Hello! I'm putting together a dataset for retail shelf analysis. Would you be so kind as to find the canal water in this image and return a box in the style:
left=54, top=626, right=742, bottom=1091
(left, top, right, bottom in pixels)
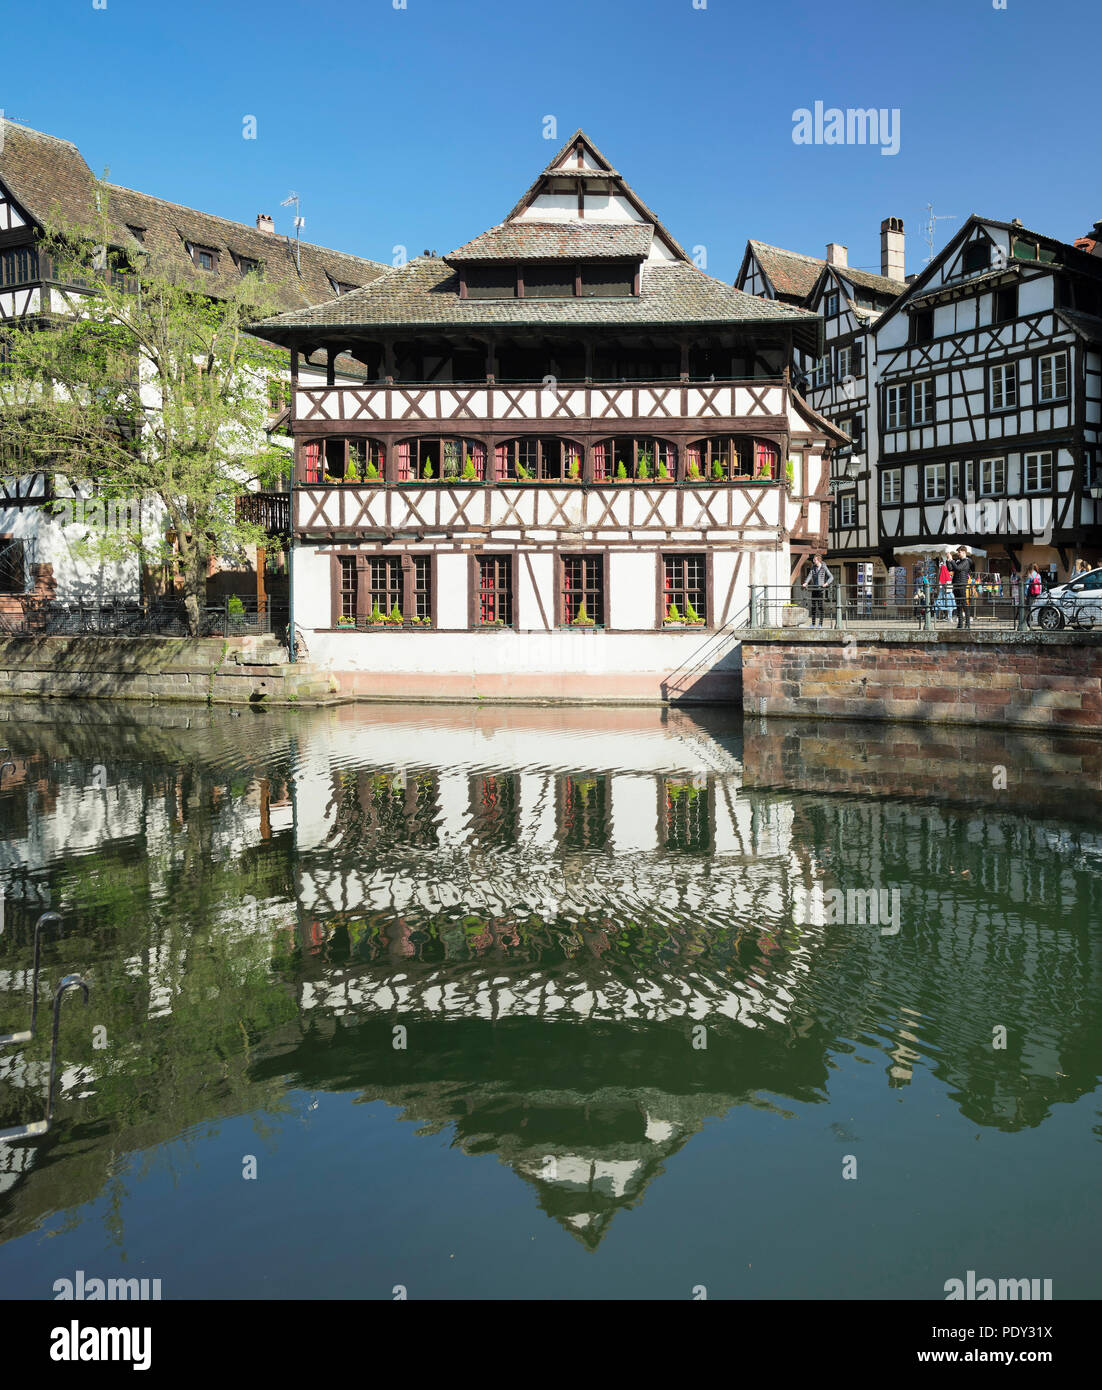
left=0, top=699, right=1098, bottom=1300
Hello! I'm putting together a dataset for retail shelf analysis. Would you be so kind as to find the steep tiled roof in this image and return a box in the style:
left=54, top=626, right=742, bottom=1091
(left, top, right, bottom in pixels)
left=834, top=264, right=907, bottom=299
left=0, top=119, right=387, bottom=315
left=749, top=241, right=824, bottom=300
left=250, top=255, right=822, bottom=354
left=446, top=221, right=652, bottom=262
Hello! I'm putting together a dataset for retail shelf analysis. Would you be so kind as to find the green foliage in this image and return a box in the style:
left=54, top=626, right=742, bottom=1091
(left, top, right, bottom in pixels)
left=346, top=448, right=361, bottom=483
left=685, top=600, right=703, bottom=624
left=442, top=440, right=459, bottom=478
left=462, top=454, right=476, bottom=480
left=515, top=460, right=530, bottom=480
left=637, top=451, right=651, bottom=479
left=227, top=595, right=245, bottom=619
left=365, top=458, right=379, bottom=479
left=658, top=458, right=669, bottom=480
left=572, top=598, right=594, bottom=625
left=370, top=601, right=384, bottom=623
left=667, top=602, right=682, bottom=621
left=712, top=458, right=724, bottom=480
left=0, top=178, right=288, bottom=634
left=422, top=458, right=434, bottom=479
left=688, top=461, right=702, bottom=480
left=616, top=459, right=628, bottom=480
left=568, top=454, right=580, bottom=479
left=785, top=459, right=795, bottom=484
left=389, top=602, right=402, bottom=624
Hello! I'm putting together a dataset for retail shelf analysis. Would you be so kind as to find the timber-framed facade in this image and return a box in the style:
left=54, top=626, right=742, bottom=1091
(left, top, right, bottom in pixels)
left=254, top=131, right=843, bottom=700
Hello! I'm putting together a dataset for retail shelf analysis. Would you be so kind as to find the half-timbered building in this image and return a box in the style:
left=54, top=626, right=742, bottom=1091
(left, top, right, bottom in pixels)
left=0, top=119, right=386, bottom=622
left=738, top=221, right=907, bottom=591
left=252, top=131, right=842, bottom=700
left=873, top=216, right=1102, bottom=582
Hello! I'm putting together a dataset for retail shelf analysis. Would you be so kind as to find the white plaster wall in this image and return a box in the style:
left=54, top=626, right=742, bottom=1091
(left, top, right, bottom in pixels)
left=609, top=551, right=657, bottom=629
left=292, top=545, right=333, bottom=629
left=309, top=628, right=739, bottom=679
left=517, top=550, right=554, bottom=630
left=436, top=553, right=468, bottom=629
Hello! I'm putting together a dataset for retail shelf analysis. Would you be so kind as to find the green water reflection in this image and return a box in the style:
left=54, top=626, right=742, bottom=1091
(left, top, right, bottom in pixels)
left=0, top=701, right=1098, bottom=1297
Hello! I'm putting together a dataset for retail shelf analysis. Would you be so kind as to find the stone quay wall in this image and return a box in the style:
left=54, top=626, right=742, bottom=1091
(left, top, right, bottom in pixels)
left=0, top=635, right=338, bottom=705
left=740, top=630, right=1102, bottom=735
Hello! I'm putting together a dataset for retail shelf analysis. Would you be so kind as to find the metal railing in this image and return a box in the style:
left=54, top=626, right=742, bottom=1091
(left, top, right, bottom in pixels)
left=745, top=582, right=1085, bottom=633
left=3, top=597, right=288, bottom=640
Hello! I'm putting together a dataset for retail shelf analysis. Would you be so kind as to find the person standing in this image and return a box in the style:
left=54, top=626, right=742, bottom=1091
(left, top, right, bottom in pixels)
left=949, top=547, right=974, bottom=628
left=1026, top=564, right=1043, bottom=603
left=802, top=553, right=834, bottom=627
left=937, top=554, right=955, bottom=622
left=1009, top=569, right=1020, bottom=614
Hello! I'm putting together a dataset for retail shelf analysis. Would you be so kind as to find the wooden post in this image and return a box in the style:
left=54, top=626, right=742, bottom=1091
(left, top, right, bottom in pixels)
left=256, top=545, right=267, bottom=611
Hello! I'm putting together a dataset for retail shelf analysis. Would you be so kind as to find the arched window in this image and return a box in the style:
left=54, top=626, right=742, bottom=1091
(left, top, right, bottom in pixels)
left=593, top=437, right=676, bottom=482
left=685, top=437, right=751, bottom=482
left=754, top=440, right=780, bottom=479
left=397, top=437, right=486, bottom=482
left=304, top=438, right=385, bottom=483
left=495, top=437, right=583, bottom=482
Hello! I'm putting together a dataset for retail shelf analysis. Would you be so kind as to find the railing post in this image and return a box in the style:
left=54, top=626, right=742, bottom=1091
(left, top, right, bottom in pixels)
left=749, top=584, right=758, bottom=629
left=1018, top=586, right=1029, bottom=633
left=833, top=583, right=842, bottom=630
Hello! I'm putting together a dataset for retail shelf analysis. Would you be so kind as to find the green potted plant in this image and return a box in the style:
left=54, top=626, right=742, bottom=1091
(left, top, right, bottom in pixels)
left=515, top=460, right=531, bottom=481
left=616, top=459, right=628, bottom=481
left=388, top=602, right=403, bottom=624
left=568, top=455, right=581, bottom=481
left=685, top=600, right=704, bottom=625
left=785, top=459, right=794, bottom=489
left=571, top=598, right=595, bottom=626
left=421, top=458, right=434, bottom=480
left=462, top=454, right=477, bottom=481
left=346, top=447, right=362, bottom=483
left=369, top=600, right=385, bottom=625
left=711, top=458, right=724, bottom=481
left=637, top=451, right=651, bottom=481
left=365, top=458, right=379, bottom=480
left=665, top=601, right=683, bottom=626
left=657, top=458, right=670, bottom=481
left=687, top=460, right=702, bottom=481
left=337, top=614, right=355, bottom=628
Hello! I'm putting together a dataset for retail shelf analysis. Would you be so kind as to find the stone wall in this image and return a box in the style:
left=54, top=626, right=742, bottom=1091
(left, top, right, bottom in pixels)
left=741, top=630, right=1102, bottom=734
left=0, top=635, right=338, bottom=705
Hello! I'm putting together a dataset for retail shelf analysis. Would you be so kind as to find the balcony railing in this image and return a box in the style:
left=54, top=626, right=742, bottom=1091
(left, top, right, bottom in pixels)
left=236, top=492, right=290, bottom=535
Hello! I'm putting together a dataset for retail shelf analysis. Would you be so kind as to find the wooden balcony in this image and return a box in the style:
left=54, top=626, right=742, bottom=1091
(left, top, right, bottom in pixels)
left=236, top=492, right=290, bottom=536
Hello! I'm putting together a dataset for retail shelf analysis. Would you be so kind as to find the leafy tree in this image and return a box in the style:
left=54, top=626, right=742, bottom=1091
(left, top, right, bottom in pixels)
left=0, top=181, right=288, bottom=634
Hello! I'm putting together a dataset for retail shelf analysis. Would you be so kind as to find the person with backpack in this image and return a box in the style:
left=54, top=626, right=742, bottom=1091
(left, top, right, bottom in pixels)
left=802, top=553, right=834, bottom=627
left=1026, top=565, right=1043, bottom=605
left=949, top=547, right=974, bottom=629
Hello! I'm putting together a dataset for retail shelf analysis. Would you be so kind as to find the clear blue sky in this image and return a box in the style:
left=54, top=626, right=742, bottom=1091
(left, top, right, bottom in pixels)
left=4, top=0, right=1098, bottom=281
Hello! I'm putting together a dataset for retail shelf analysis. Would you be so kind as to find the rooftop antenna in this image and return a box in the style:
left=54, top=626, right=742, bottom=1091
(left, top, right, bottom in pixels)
left=280, top=192, right=304, bottom=274
left=921, top=203, right=956, bottom=265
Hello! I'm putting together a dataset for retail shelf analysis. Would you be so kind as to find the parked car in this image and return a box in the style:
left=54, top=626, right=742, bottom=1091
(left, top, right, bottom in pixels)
left=1031, top=567, right=1102, bottom=630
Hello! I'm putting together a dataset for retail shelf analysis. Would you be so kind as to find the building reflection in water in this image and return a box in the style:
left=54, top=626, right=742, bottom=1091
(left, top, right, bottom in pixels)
left=0, top=701, right=1099, bottom=1250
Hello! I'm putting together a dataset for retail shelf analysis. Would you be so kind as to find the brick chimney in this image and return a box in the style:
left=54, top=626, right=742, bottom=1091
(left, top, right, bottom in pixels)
left=256, top=213, right=275, bottom=235
left=826, top=242, right=848, bottom=267
left=881, top=217, right=904, bottom=280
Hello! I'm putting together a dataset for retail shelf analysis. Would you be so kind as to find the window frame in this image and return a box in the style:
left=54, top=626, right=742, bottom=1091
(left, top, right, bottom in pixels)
left=1036, top=351, right=1069, bottom=404
left=885, top=384, right=908, bottom=430
left=989, top=362, right=1018, bottom=413
left=837, top=492, right=857, bottom=528
left=911, top=378, right=935, bottom=426
left=471, top=553, right=516, bottom=628
left=329, top=550, right=436, bottom=628
left=659, top=552, right=710, bottom=627
left=881, top=468, right=902, bottom=505
left=978, top=456, right=1007, bottom=497
left=1023, top=451, right=1053, bottom=494
left=924, top=462, right=947, bottom=501
left=556, top=551, right=608, bottom=628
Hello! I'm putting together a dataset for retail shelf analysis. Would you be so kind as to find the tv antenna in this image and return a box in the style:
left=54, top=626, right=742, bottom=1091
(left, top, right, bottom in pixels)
left=280, top=192, right=305, bottom=274
left=922, top=203, right=956, bottom=265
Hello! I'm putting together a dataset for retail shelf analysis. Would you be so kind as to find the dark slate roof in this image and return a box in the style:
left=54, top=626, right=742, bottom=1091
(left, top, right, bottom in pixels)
left=748, top=241, right=825, bottom=300
left=446, top=220, right=652, bottom=263
left=250, top=256, right=820, bottom=339
left=0, top=119, right=388, bottom=314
